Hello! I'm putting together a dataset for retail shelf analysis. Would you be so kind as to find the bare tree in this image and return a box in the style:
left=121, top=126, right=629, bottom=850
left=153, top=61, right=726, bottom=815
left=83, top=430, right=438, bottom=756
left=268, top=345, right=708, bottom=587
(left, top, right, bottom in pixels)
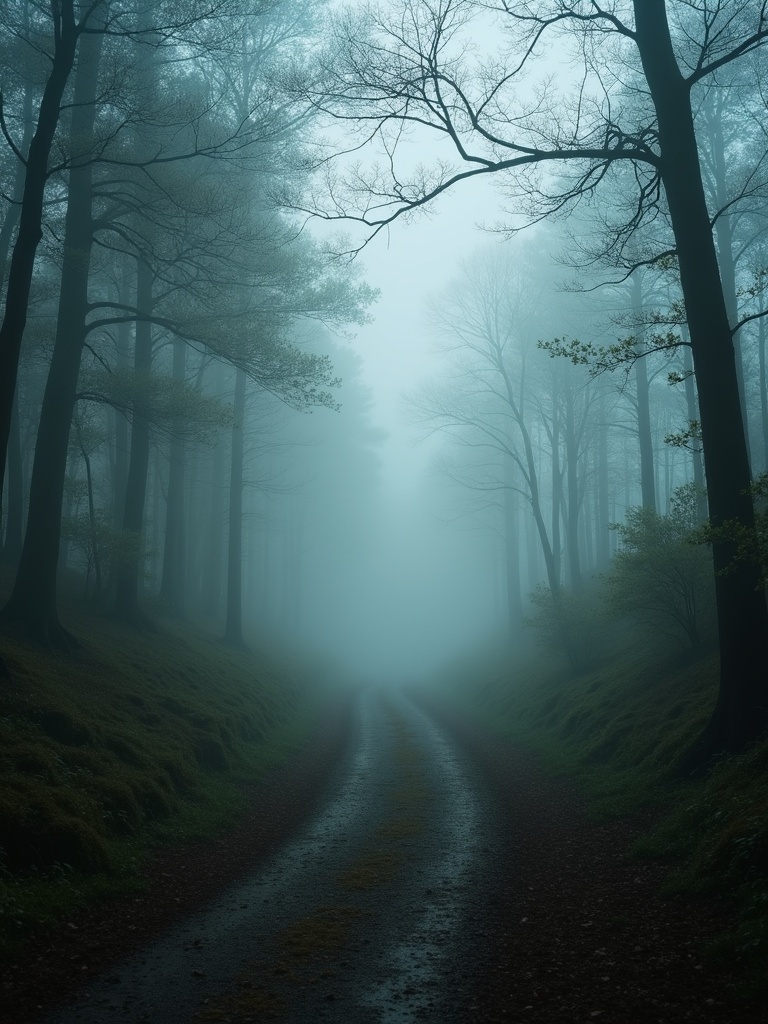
left=307, top=0, right=768, bottom=760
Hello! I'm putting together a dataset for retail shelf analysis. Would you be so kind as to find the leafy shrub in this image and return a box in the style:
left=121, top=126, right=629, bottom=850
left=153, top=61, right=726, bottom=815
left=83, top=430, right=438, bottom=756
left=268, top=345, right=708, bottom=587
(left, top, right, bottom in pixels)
left=525, top=582, right=606, bottom=672
left=604, top=485, right=715, bottom=652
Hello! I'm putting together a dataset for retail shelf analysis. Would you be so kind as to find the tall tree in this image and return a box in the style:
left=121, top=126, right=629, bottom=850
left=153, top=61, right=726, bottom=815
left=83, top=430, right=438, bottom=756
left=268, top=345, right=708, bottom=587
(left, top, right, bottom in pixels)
left=311, top=0, right=768, bottom=758
left=0, top=0, right=85, bottom=504
left=3, top=10, right=106, bottom=642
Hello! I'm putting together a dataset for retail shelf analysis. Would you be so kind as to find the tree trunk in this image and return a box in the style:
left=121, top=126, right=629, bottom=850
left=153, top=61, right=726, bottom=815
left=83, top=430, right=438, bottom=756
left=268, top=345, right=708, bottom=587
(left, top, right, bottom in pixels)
left=114, top=258, right=154, bottom=626
left=80, top=441, right=102, bottom=598
left=201, top=364, right=227, bottom=619
left=631, top=272, right=657, bottom=511
left=2, top=20, right=103, bottom=645
left=706, top=93, right=751, bottom=468
left=596, top=391, right=611, bottom=570
left=634, top=0, right=768, bottom=758
left=112, top=263, right=132, bottom=528
left=159, top=338, right=186, bottom=614
left=549, top=384, right=562, bottom=585
left=757, top=289, right=768, bottom=473
left=0, top=54, right=33, bottom=562
left=2, top=394, right=24, bottom=565
left=682, top=341, right=708, bottom=522
left=504, top=455, right=523, bottom=641
left=223, top=367, right=247, bottom=647
left=563, top=385, right=584, bottom=590
left=0, top=1, right=79, bottom=499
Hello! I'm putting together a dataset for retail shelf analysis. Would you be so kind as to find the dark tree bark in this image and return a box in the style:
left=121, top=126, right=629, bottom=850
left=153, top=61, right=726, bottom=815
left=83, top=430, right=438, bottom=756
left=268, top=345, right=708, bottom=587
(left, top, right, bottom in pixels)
left=682, top=341, right=708, bottom=522
left=2, top=395, right=24, bottom=565
left=634, top=0, right=768, bottom=758
left=702, top=91, right=751, bottom=467
left=159, top=338, right=186, bottom=614
left=2, top=89, right=34, bottom=561
left=759, top=309, right=768, bottom=473
left=2, top=19, right=103, bottom=644
left=0, top=0, right=80, bottom=500
left=223, top=366, right=247, bottom=647
left=79, top=433, right=102, bottom=598
left=113, top=258, right=154, bottom=626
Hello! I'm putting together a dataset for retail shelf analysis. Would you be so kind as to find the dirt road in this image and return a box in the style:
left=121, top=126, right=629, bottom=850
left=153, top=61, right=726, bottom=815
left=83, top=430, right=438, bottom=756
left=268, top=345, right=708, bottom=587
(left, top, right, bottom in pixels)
left=20, top=686, right=768, bottom=1024
left=46, top=689, right=502, bottom=1023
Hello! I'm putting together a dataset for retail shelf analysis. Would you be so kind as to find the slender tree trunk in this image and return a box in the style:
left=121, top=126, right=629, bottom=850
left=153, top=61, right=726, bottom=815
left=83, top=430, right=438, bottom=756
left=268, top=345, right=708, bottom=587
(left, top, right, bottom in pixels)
left=504, top=455, right=523, bottom=641
left=114, top=258, right=154, bottom=625
left=715, top=213, right=750, bottom=467
left=582, top=484, right=593, bottom=576
left=707, top=95, right=751, bottom=468
left=682, top=341, right=708, bottom=522
left=549, top=384, right=562, bottom=585
left=596, top=392, right=611, bottom=570
left=159, top=338, right=186, bottom=614
left=563, top=386, right=583, bottom=590
left=202, top=365, right=227, bottom=619
left=631, top=272, right=657, bottom=511
left=498, top=355, right=559, bottom=595
left=0, top=0, right=80, bottom=499
left=80, top=441, right=101, bottom=598
left=2, top=395, right=24, bottom=565
left=0, top=52, right=33, bottom=565
left=759, top=314, right=768, bottom=474
left=112, top=264, right=132, bottom=527
left=2, top=20, right=104, bottom=644
left=223, top=367, right=247, bottom=646
left=635, top=0, right=768, bottom=758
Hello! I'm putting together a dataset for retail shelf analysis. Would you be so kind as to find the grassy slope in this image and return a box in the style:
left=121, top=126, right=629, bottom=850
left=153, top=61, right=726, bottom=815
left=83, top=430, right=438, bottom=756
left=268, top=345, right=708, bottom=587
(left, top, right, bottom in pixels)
left=429, top=637, right=768, bottom=991
left=0, top=599, right=342, bottom=957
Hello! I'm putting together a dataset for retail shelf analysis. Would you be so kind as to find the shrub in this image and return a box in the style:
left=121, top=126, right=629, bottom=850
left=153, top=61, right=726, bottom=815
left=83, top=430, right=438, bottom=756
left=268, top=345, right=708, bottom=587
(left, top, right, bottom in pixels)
left=604, top=485, right=715, bottom=652
left=525, top=582, right=606, bottom=673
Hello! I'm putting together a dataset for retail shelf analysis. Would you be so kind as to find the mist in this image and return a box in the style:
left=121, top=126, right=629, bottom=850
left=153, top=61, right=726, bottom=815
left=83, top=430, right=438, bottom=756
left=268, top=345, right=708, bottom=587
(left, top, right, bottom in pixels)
left=3, top=0, right=761, bottom=693
left=2, top=4, right=768, bottom=1020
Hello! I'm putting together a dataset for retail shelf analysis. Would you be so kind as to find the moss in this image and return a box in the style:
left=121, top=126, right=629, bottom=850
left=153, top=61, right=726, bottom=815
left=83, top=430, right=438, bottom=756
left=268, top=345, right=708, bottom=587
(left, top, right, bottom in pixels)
left=36, top=710, right=93, bottom=747
left=131, top=777, right=176, bottom=820
left=91, top=778, right=143, bottom=835
left=0, top=789, right=111, bottom=873
left=105, top=735, right=146, bottom=767
left=193, top=735, right=229, bottom=771
left=431, top=641, right=768, bottom=992
left=0, top=588, right=347, bottom=955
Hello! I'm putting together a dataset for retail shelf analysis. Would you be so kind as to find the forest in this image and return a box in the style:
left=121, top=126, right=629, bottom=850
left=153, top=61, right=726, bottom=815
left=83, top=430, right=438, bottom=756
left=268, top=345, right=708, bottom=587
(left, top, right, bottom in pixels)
left=1, top=2, right=768, bottom=1022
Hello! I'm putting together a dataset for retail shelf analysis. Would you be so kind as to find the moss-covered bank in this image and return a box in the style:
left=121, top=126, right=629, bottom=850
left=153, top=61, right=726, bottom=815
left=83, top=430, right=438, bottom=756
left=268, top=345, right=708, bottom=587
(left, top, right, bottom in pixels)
left=0, top=602, right=342, bottom=957
left=425, top=639, right=768, bottom=993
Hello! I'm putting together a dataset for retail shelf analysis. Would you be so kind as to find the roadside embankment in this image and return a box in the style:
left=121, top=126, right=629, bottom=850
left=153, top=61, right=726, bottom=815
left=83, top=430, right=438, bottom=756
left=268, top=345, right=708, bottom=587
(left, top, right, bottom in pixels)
left=0, top=601, right=355, bottom=1021
left=415, top=640, right=768, bottom=1000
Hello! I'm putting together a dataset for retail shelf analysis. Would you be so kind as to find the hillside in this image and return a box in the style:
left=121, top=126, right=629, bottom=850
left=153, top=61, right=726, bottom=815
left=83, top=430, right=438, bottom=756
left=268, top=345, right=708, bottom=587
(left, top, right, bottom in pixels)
left=426, top=638, right=768, bottom=993
left=0, top=590, right=345, bottom=959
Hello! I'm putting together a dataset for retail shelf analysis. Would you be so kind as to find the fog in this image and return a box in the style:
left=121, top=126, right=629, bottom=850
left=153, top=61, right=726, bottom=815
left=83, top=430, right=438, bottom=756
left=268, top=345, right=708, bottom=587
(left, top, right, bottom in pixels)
left=0, top=0, right=766, bottom=712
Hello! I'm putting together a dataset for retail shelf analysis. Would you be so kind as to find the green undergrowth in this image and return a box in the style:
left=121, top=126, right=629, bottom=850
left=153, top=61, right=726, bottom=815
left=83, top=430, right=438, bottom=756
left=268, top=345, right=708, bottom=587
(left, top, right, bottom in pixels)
left=427, top=637, right=768, bottom=994
left=0, top=599, right=342, bottom=958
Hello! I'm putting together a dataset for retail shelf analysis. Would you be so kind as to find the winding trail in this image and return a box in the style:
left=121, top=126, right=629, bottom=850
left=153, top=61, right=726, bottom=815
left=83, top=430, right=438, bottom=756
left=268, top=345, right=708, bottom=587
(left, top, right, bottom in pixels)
left=29, top=686, right=768, bottom=1024
left=48, top=689, right=500, bottom=1024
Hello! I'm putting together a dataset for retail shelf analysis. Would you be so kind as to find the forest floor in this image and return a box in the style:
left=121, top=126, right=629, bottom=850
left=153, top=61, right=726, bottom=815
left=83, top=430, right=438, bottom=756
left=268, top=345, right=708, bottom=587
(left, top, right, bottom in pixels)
left=4, top=686, right=766, bottom=1024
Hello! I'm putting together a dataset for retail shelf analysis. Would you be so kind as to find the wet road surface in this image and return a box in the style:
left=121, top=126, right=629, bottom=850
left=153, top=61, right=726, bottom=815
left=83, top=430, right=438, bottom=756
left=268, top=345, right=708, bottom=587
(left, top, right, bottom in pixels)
left=49, top=688, right=502, bottom=1024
